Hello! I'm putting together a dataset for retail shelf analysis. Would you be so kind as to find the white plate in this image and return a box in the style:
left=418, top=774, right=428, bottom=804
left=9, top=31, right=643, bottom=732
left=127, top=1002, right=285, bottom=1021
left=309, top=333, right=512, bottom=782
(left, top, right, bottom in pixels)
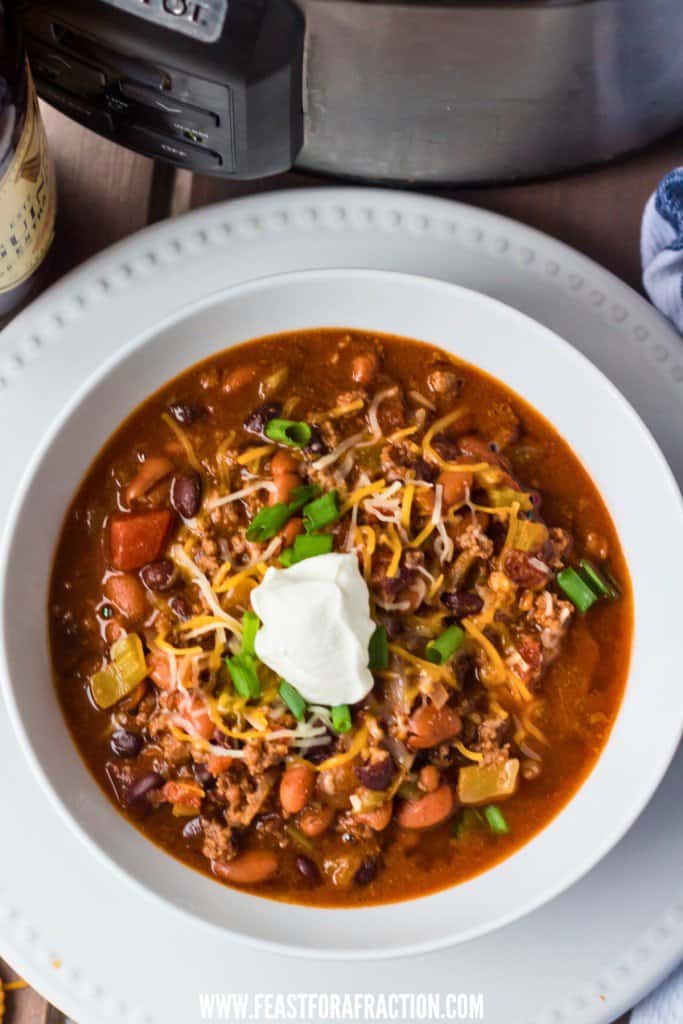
left=0, top=189, right=681, bottom=1022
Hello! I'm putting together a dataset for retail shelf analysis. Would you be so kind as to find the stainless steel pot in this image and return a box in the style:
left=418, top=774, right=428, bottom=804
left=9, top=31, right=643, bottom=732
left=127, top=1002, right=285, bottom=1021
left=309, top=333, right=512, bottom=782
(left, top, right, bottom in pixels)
left=297, top=0, right=683, bottom=183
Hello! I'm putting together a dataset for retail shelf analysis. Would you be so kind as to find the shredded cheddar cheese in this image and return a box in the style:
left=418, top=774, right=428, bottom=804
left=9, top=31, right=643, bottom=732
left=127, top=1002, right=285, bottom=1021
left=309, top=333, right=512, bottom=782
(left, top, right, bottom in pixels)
left=454, top=741, right=484, bottom=762
left=316, top=724, right=368, bottom=772
left=236, top=444, right=276, bottom=466
left=381, top=523, right=402, bottom=578
left=401, top=484, right=415, bottom=529
left=161, top=411, right=202, bottom=472
left=340, top=478, right=387, bottom=515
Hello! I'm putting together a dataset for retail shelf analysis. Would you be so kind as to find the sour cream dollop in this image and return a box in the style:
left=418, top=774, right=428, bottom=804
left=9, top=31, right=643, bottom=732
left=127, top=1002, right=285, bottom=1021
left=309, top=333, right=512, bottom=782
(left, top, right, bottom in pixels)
left=251, top=552, right=375, bottom=706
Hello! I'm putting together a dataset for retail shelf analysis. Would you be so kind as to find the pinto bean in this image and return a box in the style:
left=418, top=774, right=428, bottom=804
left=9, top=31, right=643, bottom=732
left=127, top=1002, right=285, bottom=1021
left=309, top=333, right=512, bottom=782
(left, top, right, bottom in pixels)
left=222, top=364, right=258, bottom=395
left=212, top=849, right=279, bottom=885
left=279, top=763, right=315, bottom=815
left=270, top=472, right=299, bottom=505
left=125, top=456, right=173, bottom=504
left=357, top=800, right=393, bottom=832
left=418, top=765, right=441, bottom=793
left=457, top=434, right=500, bottom=465
left=351, top=351, right=379, bottom=386
left=298, top=802, right=335, bottom=837
left=437, top=468, right=473, bottom=509
left=407, top=703, right=462, bottom=750
left=104, top=573, right=148, bottom=623
left=281, top=517, right=304, bottom=547
left=427, top=364, right=462, bottom=397
left=271, top=450, right=300, bottom=476
left=147, top=649, right=173, bottom=691
left=585, top=530, right=609, bottom=561
left=396, top=784, right=454, bottom=830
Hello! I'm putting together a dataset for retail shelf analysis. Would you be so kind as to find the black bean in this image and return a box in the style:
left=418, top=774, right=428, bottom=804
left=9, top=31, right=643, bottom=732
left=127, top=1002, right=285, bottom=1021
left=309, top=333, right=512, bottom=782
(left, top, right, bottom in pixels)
left=441, top=591, right=484, bottom=616
left=110, top=729, right=143, bottom=759
left=304, top=426, right=326, bottom=456
left=431, top=434, right=459, bottom=460
left=125, top=771, right=164, bottom=806
left=182, top=816, right=204, bottom=840
left=171, top=471, right=202, bottom=519
left=354, top=856, right=378, bottom=886
left=414, top=458, right=436, bottom=483
left=168, top=402, right=200, bottom=426
left=169, top=594, right=191, bottom=621
left=295, top=855, right=320, bottom=883
left=140, top=558, right=175, bottom=592
left=355, top=754, right=395, bottom=791
left=193, top=762, right=215, bottom=790
left=303, top=735, right=333, bottom=765
left=244, top=402, right=282, bottom=436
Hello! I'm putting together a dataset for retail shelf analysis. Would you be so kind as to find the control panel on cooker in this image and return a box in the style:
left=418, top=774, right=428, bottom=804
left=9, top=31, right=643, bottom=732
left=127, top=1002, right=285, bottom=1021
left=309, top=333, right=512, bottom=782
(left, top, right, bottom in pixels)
left=18, top=0, right=304, bottom=178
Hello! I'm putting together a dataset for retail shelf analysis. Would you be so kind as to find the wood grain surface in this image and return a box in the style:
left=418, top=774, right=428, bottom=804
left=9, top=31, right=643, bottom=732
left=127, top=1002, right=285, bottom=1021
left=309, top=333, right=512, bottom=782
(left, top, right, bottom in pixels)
left=4, top=109, right=681, bottom=1024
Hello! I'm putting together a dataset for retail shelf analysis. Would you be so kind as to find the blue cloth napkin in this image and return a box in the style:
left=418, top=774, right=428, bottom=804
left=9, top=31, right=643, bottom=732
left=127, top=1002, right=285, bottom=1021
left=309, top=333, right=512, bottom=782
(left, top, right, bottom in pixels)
left=633, top=168, right=683, bottom=1022
left=641, top=168, right=683, bottom=332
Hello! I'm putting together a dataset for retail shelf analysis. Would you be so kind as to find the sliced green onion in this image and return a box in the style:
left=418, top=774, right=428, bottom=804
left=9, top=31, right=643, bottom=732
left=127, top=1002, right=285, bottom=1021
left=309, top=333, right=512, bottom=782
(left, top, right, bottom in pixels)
left=278, top=547, right=296, bottom=568
left=288, top=483, right=321, bottom=512
left=452, top=807, right=484, bottom=839
left=226, top=653, right=261, bottom=700
left=368, top=625, right=389, bottom=671
left=425, top=624, right=465, bottom=665
left=483, top=804, right=509, bottom=836
left=303, top=490, right=340, bottom=533
left=556, top=566, right=598, bottom=613
left=279, top=679, right=307, bottom=721
left=332, top=704, right=352, bottom=734
left=579, top=559, right=620, bottom=600
left=246, top=502, right=290, bottom=542
left=280, top=533, right=334, bottom=566
left=284, top=822, right=315, bottom=854
left=241, top=610, right=260, bottom=656
left=264, top=418, right=312, bottom=448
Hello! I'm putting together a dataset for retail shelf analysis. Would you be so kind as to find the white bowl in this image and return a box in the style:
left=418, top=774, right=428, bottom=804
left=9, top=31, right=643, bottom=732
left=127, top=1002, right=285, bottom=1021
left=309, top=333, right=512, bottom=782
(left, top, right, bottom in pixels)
left=1, top=269, right=682, bottom=959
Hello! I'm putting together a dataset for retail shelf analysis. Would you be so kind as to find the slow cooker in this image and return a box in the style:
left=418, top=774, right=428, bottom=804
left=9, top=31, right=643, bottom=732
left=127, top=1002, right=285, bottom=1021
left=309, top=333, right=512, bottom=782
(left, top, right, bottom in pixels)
left=18, top=0, right=683, bottom=184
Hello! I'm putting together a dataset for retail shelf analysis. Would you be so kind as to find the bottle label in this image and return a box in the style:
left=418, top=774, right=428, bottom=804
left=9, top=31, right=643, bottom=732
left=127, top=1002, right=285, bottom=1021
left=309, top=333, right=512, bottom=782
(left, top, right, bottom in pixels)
left=0, top=65, right=56, bottom=294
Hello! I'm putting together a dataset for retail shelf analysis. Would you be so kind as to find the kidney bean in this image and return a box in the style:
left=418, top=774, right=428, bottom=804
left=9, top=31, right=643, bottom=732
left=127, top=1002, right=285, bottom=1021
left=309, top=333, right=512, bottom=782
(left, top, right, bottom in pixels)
left=298, top=803, right=335, bottom=837
left=441, top=590, right=484, bottom=617
left=110, top=729, right=143, bottom=759
left=355, top=754, right=395, bottom=791
left=418, top=765, right=441, bottom=793
left=407, top=703, right=461, bottom=750
left=354, top=856, right=379, bottom=886
left=396, top=785, right=454, bottom=830
left=212, top=849, right=279, bottom=885
left=244, top=402, right=282, bottom=436
left=182, top=816, right=204, bottom=840
left=296, top=855, right=320, bottom=884
left=140, top=558, right=176, bottom=592
left=125, top=771, right=164, bottom=807
left=280, top=763, right=315, bottom=815
left=171, top=472, right=202, bottom=519
left=169, top=594, right=191, bottom=621
left=167, top=402, right=201, bottom=426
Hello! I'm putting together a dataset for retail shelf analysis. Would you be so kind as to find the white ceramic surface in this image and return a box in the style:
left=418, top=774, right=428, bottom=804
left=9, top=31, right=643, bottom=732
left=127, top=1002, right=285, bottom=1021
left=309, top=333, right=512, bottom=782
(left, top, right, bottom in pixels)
left=0, top=189, right=681, bottom=1023
left=2, top=267, right=682, bottom=961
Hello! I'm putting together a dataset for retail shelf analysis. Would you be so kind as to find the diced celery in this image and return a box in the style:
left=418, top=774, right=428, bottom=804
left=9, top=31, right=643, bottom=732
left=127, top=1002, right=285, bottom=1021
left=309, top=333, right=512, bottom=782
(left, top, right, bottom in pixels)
left=457, top=758, right=519, bottom=806
left=90, top=633, right=147, bottom=709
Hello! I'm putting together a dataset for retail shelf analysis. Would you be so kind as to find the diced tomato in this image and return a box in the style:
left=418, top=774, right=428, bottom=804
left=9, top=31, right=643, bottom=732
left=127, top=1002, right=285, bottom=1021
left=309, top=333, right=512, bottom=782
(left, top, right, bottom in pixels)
left=207, top=753, right=234, bottom=776
left=161, top=780, right=204, bottom=810
left=178, top=692, right=214, bottom=740
left=109, top=509, right=174, bottom=571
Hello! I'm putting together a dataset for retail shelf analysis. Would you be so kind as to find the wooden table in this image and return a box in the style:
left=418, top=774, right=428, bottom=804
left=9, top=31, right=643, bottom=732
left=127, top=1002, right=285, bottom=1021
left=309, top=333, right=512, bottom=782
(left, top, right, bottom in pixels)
left=4, top=104, right=683, bottom=1024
